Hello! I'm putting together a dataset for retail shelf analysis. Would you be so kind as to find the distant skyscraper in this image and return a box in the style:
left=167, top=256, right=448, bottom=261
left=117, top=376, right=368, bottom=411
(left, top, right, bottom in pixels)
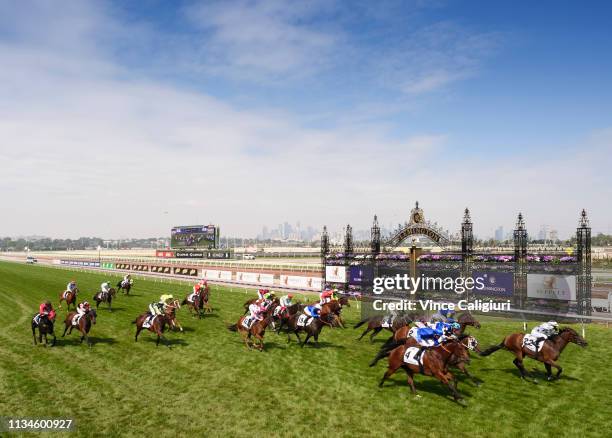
left=495, top=226, right=504, bottom=242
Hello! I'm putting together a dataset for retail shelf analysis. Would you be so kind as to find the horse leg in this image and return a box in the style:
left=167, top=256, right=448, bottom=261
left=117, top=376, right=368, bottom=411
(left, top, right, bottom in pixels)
left=549, top=360, right=563, bottom=379
left=62, top=324, right=69, bottom=337
left=358, top=327, right=372, bottom=341
left=314, top=331, right=319, bottom=347
left=370, top=327, right=383, bottom=342
left=32, top=325, right=37, bottom=345
left=135, top=326, right=142, bottom=341
left=402, top=366, right=418, bottom=395
left=108, top=296, right=112, bottom=311
left=51, top=333, right=56, bottom=347
left=301, top=333, right=312, bottom=347
left=379, top=365, right=399, bottom=388
left=458, top=362, right=481, bottom=386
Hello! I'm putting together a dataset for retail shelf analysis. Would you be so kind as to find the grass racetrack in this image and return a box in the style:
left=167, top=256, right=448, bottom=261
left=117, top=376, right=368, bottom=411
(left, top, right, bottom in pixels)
left=1, top=260, right=611, bottom=437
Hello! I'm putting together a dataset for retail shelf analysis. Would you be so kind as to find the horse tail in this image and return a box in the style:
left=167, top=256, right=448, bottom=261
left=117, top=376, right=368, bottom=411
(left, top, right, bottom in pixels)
left=353, top=317, right=371, bottom=329
left=370, top=338, right=404, bottom=367
left=480, top=340, right=505, bottom=356
left=227, top=323, right=238, bottom=332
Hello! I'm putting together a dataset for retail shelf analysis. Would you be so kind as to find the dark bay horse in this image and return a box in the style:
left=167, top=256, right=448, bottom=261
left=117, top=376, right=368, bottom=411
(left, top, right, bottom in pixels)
left=228, top=305, right=277, bottom=351
left=182, top=290, right=211, bottom=318
left=32, top=314, right=56, bottom=346
left=58, top=288, right=79, bottom=310
left=374, top=339, right=470, bottom=402
left=62, top=310, right=97, bottom=347
left=116, top=280, right=132, bottom=295
left=389, top=312, right=481, bottom=346
left=133, top=313, right=170, bottom=347
left=480, top=327, right=587, bottom=381
left=93, top=288, right=116, bottom=311
left=281, top=311, right=333, bottom=347
left=354, top=315, right=412, bottom=342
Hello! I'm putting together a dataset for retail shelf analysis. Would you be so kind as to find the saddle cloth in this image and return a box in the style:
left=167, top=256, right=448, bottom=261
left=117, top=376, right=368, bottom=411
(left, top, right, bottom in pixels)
left=33, top=314, right=41, bottom=325
left=72, top=313, right=84, bottom=326
left=63, top=291, right=72, bottom=299
left=273, top=306, right=282, bottom=317
left=403, top=346, right=425, bottom=366
left=242, top=316, right=256, bottom=329
left=143, top=315, right=158, bottom=329
left=522, top=334, right=545, bottom=352
left=97, top=291, right=108, bottom=301
left=187, top=293, right=197, bottom=303
left=297, top=314, right=313, bottom=327
left=381, top=316, right=395, bottom=328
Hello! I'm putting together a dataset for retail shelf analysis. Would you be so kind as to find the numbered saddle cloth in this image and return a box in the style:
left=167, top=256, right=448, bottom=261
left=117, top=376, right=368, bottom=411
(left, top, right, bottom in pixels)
left=297, top=314, right=313, bottom=327
left=242, top=316, right=256, bottom=329
left=72, top=314, right=84, bottom=326
left=522, top=334, right=545, bottom=352
left=187, top=293, right=197, bottom=303
left=381, top=316, right=395, bottom=328
left=142, top=315, right=157, bottom=329
left=62, top=291, right=72, bottom=299
left=273, top=306, right=282, bottom=317
left=97, top=292, right=108, bottom=301
left=403, top=346, right=426, bottom=366
left=32, top=314, right=41, bottom=325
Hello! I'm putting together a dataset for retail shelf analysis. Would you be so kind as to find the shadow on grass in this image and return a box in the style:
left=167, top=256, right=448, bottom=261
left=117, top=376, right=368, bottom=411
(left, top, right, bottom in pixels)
left=382, top=374, right=473, bottom=402
left=142, top=337, right=188, bottom=347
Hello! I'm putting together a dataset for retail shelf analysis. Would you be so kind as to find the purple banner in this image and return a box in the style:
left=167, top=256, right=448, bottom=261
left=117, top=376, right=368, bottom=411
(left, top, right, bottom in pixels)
left=349, top=266, right=373, bottom=285
left=472, top=271, right=514, bottom=297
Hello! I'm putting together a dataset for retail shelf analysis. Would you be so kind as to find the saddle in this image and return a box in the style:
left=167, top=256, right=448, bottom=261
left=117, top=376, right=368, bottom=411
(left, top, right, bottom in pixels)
left=381, top=315, right=395, bottom=328
left=63, top=291, right=72, bottom=300
left=522, top=334, right=546, bottom=352
left=72, top=313, right=84, bottom=326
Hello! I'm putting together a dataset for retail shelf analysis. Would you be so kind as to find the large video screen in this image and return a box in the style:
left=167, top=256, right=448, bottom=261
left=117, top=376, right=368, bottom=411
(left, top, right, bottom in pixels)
left=171, top=225, right=218, bottom=249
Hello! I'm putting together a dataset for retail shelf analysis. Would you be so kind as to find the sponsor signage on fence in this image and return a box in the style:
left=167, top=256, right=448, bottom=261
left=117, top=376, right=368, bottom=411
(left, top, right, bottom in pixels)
left=116, top=263, right=131, bottom=270
left=174, top=250, right=205, bottom=259
left=472, top=272, right=514, bottom=297
left=259, top=273, right=274, bottom=285
left=173, top=266, right=199, bottom=277
left=219, top=271, right=232, bottom=280
left=236, top=272, right=261, bottom=283
left=311, top=277, right=323, bottom=290
left=203, top=270, right=220, bottom=280
left=151, top=265, right=172, bottom=274
left=101, top=262, right=114, bottom=269
left=280, top=275, right=318, bottom=289
left=325, top=265, right=346, bottom=283
left=131, top=264, right=149, bottom=272
left=527, top=274, right=576, bottom=301
left=349, top=266, right=374, bottom=285
left=61, top=260, right=100, bottom=268
left=206, top=251, right=233, bottom=259
left=155, top=250, right=175, bottom=258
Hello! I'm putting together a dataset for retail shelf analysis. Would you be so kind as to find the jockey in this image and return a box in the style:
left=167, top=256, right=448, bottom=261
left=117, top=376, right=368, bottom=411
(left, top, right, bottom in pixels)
left=257, top=288, right=269, bottom=301
left=65, top=280, right=77, bottom=294
left=279, top=293, right=293, bottom=311
left=121, top=274, right=132, bottom=287
left=263, top=290, right=275, bottom=301
left=319, top=289, right=334, bottom=304
left=100, top=281, right=111, bottom=294
left=530, top=321, right=559, bottom=348
left=193, top=279, right=206, bottom=295
left=149, top=294, right=174, bottom=316
left=248, top=302, right=265, bottom=321
left=413, top=326, right=439, bottom=347
left=76, top=301, right=90, bottom=317
left=38, top=300, right=56, bottom=322
left=304, top=304, right=321, bottom=319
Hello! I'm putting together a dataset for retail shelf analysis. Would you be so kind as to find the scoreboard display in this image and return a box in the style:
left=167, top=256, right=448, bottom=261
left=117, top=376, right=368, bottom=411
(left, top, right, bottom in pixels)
left=170, top=225, right=219, bottom=249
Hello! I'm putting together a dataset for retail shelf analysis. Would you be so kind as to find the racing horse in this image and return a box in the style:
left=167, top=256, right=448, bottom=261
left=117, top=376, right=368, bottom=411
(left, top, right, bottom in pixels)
left=228, top=305, right=276, bottom=351
left=281, top=311, right=334, bottom=347
left=387, top=312, right=481, bottom=347
left=370, top=334, right=483, bottom=386
left=354, top=314, right=412, bottom=342
left=32, top=314, right=56, bottom=346
left=133, top=313, right=171, bottom=347
left=58, top=288, right=79, bottom=310
left=93, top=287, right=117, bottom=311
left=182, top=289, right=211, bottom=318
left=116, top=279, right=133, bottom=295
left=374, top=338, right=470, bottom=403
left=165, top=299, right=183, bottom=332
left=479, top=327, right=587, bottom=382
left=62, top=309, right=97, bottom=347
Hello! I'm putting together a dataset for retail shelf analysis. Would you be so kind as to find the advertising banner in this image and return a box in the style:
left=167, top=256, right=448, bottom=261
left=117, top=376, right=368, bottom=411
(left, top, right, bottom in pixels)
left=101, top=262, right=114, bottom=269
left=206, top=251, right=233, bottom=259
left=155, top=250, right=175, bottom=258
left=131, top=264, right=149, bottom=272
left=349, top=266, right=374, bottom=285
left=280, top=275, right=317, bottom=289
left=310, top=277, right=323, bottom=290
left=219, top=270, right=232, bottom=280
left=173, top=266, right=199, bottom=277
left=527, top=274, right=576, bottom=301
left=151, top=265, right=172, bottom=274
left=259, top=273, right=275, bottom=285
left=116, top=263, right=131, bottom=270
left=174, top=250, right=205, bottom=259
left=204, top=270, right=220, bottom=280
left=325, top=265, right=346, bottom=283
left=472, top=272, right=514, bottom=297
left=236, top=272, right=261, bottom=283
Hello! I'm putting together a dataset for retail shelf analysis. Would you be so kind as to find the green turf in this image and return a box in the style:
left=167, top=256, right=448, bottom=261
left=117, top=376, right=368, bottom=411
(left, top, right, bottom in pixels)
left=0, top=260, right=610, bottom=438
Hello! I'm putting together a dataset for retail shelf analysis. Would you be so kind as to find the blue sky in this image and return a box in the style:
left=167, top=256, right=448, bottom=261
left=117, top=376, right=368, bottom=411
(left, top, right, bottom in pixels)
left=1, top=0, right=611, bottom=239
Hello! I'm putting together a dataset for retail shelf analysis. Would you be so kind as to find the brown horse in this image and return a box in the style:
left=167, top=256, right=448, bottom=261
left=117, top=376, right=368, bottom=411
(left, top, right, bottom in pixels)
left=62, top=309, right=97, bottom=347
left=165, top=299, right=183, bottom=332
left=133, top=313, right=171, bottom=347
left=281, top=311, right=334, bottom=347
left=116, top=280, right=133, bottom=295
left=93, top=288, right=116, bottom=311
left=370, top=334, right=482, bottom=386
left=354, top=314, right=412, bottom=342
left=182, top=290, right=211, bottom=318
left=32, top=314, right=56, bottom=346
left=480, top=327, right=587, bottom=381
left=228, top=305, right=276, bottom=351
left=375, top=338, right=470, bottom=402
left=58, top=288, right=79, bottom=310
left=390, top=312, right=481, bottom=346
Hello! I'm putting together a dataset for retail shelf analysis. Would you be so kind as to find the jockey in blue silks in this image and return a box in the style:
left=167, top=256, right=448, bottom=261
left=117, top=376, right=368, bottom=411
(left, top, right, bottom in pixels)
left=440, top=308, right=456, bottom=321
left=304, top=305, right=321, bottom=319
left=416, top=321, right=460, bottom=346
